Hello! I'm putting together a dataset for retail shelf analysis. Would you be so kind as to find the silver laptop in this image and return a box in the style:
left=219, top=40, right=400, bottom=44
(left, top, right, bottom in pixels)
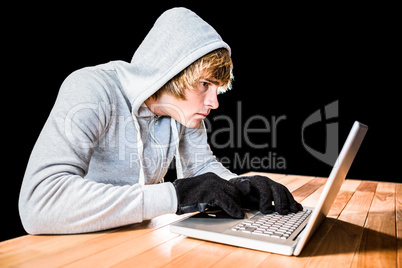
left=170, top=121, right=368, bottom=256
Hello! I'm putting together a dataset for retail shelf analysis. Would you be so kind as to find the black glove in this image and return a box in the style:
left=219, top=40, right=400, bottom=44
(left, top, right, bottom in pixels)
left=173, top=172, right=245, bottom=219
left=230, top=176, right=303, bottom=215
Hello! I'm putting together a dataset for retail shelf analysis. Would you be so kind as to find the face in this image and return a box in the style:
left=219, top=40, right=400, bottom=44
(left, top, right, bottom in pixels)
left=156, top=78, right=221, bottom=128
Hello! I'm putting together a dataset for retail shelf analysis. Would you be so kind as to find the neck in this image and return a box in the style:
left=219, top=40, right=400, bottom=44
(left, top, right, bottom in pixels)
left=144, top=97, right=166, bottom=117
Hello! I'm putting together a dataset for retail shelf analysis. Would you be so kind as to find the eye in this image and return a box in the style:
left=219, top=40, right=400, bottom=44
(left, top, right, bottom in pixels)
left=200, top=81, right=209, bottom=87
left=200, top=81, right=209, bottom=91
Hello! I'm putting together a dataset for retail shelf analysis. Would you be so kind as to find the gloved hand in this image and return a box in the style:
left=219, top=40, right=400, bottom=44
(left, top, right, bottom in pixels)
left=230, top=176, right=303, bottom=215
left=173, top=172, right=245, bottom=218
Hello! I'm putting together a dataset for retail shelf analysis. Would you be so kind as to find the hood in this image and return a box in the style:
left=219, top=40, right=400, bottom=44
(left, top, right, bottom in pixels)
left=114, top=7, right=231, bottom=116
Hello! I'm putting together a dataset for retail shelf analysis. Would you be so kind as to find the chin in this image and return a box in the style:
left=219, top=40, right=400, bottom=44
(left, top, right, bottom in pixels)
left=184, top=119, right=203, bottom=129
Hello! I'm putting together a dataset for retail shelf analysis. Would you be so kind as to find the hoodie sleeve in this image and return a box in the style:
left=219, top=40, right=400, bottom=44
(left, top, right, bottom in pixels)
left=19, top=69, right=177, bottom=235
left=179, top=121, right=237, bottom=180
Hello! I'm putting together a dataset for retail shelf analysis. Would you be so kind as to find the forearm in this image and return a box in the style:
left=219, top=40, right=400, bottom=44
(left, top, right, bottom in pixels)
left=19, top=169, right=177, bottom=234
left=187, top=155, right=237, bottom=180
left=179, top=122, right=237, bottom=180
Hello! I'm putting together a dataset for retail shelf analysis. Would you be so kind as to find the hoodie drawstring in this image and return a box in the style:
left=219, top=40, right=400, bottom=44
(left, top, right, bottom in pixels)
left=132, top=113, right=183, bottom=185
left=170, top=118, right=183, bottom=179
left=132, top=115, right=146, bottom=185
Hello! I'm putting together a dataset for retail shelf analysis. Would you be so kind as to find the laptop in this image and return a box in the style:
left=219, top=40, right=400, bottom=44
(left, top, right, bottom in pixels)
left=170, top=121, right=368, bottom=256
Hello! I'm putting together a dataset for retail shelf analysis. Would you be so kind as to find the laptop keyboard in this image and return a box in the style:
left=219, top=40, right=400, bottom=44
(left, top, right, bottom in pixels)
left=231, top=209, right=312, bottom=239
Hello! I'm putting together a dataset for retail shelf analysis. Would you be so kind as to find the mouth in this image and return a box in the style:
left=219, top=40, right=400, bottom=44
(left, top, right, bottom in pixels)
left=196, top=113, right=209, bottom=118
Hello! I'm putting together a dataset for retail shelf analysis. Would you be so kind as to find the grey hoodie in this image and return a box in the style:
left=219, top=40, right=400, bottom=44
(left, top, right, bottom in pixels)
left=19, top=7, right=236, bottom=234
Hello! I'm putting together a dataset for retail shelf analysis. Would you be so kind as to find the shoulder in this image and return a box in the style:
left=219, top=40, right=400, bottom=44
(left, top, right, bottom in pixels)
left=62, top=63, right=116, bottom=91
left=58, top=63, right=120, bottom=105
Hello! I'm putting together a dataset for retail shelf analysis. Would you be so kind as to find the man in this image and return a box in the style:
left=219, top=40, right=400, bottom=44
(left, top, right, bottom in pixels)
left=19, top=7, right=302, bottom=234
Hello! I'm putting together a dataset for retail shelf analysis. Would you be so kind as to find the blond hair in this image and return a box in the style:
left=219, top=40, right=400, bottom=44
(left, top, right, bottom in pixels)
left=153, top=48, right=233, bottom=100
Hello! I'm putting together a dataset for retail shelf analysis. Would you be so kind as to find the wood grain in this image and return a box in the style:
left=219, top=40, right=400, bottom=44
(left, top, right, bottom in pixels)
left=1, top=174, right=400, bottom=268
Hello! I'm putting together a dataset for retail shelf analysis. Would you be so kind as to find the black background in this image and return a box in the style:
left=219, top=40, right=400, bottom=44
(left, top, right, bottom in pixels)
left=3, top=2, right=399, bottom=241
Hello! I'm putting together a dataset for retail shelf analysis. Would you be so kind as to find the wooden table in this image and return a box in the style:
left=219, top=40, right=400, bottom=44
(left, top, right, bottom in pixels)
left=1, top=173, right=401, bottom=267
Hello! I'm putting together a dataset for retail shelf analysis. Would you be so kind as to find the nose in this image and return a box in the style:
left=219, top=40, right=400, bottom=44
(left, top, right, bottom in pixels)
left=205, top=87, right=220, bottom=109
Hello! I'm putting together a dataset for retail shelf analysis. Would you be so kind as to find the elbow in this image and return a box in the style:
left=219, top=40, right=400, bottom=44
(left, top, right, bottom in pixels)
left=19, top=172, right=70, bottom=235
left=19, top=192, right=68, bottom=235
left=20, top=217, right=41, bottom=235
left=19, top=198, right=62, bottom=235
left=18, top=185, right=54, bottom=235
left=19, top=198, right=43, bottom=235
